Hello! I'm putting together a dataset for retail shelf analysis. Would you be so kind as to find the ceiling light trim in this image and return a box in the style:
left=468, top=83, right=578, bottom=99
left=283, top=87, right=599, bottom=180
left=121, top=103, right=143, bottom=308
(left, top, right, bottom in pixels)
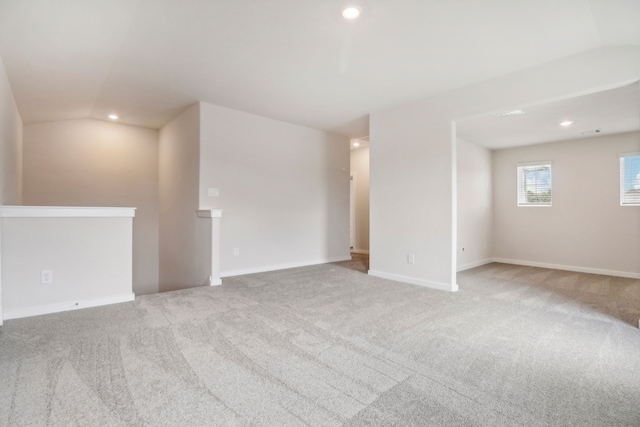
left=342, top=6, right=361, bottom=20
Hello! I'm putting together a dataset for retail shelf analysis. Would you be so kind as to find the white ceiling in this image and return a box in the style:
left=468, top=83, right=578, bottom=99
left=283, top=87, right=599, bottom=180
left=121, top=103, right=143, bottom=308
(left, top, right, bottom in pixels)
left=0, top=0, right=639, bottom=137
left=457, top=83, right=640, bottom=149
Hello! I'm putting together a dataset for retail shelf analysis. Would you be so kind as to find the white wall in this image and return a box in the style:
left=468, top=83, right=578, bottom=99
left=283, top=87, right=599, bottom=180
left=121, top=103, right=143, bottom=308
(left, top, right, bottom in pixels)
left=370, top=46, right=640, bottom=291
left=0, top=55, right=23, bottom=324
left=457, top=139, right=492, bottom=271
left=22, top=119, right=160, bottom=295
left=493, top=132, right=640, bottom=277
left=1, top=213, right=134, bottom=319
left=159, top=103, right=211, bottom=292
left=0, top=55, right=22, bottom=205
left=370, top=106, right=457, bottom=290
left=350, top=147, right=370, bottom=253
left=199, top=102, right=350, bottom=276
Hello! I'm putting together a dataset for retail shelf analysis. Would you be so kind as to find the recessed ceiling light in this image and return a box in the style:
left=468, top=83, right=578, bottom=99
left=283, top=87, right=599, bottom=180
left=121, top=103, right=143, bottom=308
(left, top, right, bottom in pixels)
left=342, top=6, right=361, bottom=20
left=353, top=142, right=360, bottom=147
left=108, top=114, right=118, bottom=120
left=496, top=109, right=525, bottom=117
left=560, top=121, right=573, bottom=127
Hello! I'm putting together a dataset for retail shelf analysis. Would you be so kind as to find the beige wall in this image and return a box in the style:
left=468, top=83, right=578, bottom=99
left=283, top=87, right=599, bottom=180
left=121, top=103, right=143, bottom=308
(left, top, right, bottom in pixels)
left=493, top=131, right=640, bottom=276
left=350, top=147, right=370, bottom=252
left=199, top=102, right=350, bottom=276
left=22, top=119, right=160, bottom=295
left=159, top=103, right=211, bottom=292
left=0, top=55, right=22, bottom=205
left=457, top=139, right=492, bottom=270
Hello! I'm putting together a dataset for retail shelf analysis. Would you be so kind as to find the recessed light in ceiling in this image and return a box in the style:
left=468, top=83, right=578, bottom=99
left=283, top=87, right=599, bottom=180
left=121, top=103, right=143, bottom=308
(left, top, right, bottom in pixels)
left=342, top=6, right=361, bottom=20
left=353, top=142, right=360, bottom=147
left=559, top=121, right=573, bottom=127
left=108, top=114, right=118, bottom=120
left=496, top=109, right=525, bottom=117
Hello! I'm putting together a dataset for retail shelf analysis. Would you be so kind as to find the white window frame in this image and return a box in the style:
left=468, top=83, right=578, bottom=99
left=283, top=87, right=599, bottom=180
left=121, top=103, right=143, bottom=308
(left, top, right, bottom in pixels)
left=620, top=152, right=640, bottom=207
left=517, top=161, right=552, bottom=207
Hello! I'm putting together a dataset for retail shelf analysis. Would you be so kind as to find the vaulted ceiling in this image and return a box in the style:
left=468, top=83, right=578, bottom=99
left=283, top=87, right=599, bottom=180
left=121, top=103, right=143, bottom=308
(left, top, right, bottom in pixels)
left=0, top=0, right=639, bottom=137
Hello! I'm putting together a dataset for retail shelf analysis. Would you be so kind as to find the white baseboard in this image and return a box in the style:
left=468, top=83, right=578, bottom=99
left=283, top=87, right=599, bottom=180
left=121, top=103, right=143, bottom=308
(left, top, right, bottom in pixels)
left=221, top=256, right=352, bottom=278
left=3, top=293, right=136, bottom=321
left=457, top=258, right=494, bottom=272
left=492, top=258, right=640, bottom=279
left=368, top=270, right=458, bottom=292
left=351, top=249, right=370, bottom=255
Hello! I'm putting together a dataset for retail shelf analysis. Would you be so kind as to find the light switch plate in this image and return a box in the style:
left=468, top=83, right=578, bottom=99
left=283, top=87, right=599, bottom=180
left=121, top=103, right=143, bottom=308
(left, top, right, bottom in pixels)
left=208, top=188, right=219, bottom=197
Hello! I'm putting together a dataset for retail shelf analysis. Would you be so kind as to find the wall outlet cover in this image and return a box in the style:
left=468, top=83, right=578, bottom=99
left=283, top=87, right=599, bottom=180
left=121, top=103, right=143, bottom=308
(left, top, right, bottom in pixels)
left=41, top=270, right=53, bottom=284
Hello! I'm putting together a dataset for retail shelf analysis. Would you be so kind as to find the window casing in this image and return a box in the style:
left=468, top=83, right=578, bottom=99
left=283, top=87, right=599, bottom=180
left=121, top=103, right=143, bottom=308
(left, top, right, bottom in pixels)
left=620, top=153, right=640, bottom=206
left=517, top=162, right=552, bottom=206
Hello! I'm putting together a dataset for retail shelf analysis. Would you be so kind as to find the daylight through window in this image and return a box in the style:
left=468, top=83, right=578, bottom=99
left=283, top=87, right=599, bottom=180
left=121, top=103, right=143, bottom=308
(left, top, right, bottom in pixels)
left=620, top=153, right=640, bottom=206
left=517, top=163, right=552, bottom=206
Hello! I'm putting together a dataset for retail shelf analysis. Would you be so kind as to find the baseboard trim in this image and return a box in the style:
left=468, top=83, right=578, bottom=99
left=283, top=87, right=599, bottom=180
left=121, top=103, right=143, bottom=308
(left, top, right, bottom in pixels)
left=368, top=270, right=458, bottom=292
left=492, top=258, right=640, bottom=279
left=351, top=249, right=370, bottom=255
left=221, top=256, right=352, bottom=278
left=457, top=259, right=494, bottom=272
left=3, top=293, right=136, bottom=321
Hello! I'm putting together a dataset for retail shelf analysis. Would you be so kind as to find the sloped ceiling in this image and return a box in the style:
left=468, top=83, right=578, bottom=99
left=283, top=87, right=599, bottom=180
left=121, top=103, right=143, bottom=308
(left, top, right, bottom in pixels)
left=0, top=0, right=638, bottom=137
left=457, top=82, right=640, bottom=149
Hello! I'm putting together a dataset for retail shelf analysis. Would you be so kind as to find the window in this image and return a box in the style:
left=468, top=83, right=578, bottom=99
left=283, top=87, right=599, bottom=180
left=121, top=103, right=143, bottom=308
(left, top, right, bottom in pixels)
left=620, top=153, right=640, bottom=206
left=517, top=162, right=552, bottom=206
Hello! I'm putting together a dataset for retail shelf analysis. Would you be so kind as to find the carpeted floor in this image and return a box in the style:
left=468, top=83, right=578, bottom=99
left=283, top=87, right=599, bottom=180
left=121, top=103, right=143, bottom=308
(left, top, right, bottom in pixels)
left=1, top=259, right=639, bottom=426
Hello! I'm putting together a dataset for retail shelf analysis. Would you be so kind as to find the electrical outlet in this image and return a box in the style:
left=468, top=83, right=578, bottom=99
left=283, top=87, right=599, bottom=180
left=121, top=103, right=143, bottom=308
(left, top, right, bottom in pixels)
left=233, top=248, right=240, bottom=256
left=407, top=254, right=415, bottom=264
left=208, top=188, right=219, bottom=197
left=41, top=270, right=53, bottom=284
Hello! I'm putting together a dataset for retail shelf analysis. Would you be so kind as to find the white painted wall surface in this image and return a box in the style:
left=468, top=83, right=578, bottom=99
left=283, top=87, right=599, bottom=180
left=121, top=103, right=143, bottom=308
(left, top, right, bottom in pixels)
left=369, top=106, right=457, bottom=291
left=0, top=55, right=22, bottom=205
left=457, top=139, right=492, bottom=271
left=350, top=147, right=370, bottom=253
left=1, top=213, right=134, bottom=320
left=22, top=119, right=160, bottom=295
left=199, top=102, right=350, bottom=276
left=159, top=103, right=211, bottom=292
left=493, top=132, right=640, bottom=277
left=0, top=55, right=23, bottom=325
left=369, top=46, right=640, bottom=291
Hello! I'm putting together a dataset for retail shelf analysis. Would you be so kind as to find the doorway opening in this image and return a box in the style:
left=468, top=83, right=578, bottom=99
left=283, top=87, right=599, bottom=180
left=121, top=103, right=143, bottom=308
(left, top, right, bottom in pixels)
left=349, top=136, right=370, bottom=261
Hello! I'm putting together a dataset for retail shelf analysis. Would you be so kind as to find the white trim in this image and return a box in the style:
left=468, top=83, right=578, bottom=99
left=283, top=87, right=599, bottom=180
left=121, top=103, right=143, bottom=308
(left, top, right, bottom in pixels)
left=457, top=258, right=493, bottom=272
left=368, top=270, right=458, bottom=292
left=221, top=256, right=351, bottom=278
left=0, top=206, right=136, bottom=218
left=350, top=173, right=356, bottom=250
left=3, top=293, right=136, bottom=321
left=351, top=249, right=369, bottom=255
left=492, top=258, right=640, bottom=279
left=197, top=209, right=223, bottom=218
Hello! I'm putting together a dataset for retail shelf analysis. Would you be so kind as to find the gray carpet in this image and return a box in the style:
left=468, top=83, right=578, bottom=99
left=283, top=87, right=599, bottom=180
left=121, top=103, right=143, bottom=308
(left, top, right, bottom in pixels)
left=1, top=258, right=639, bottom=426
